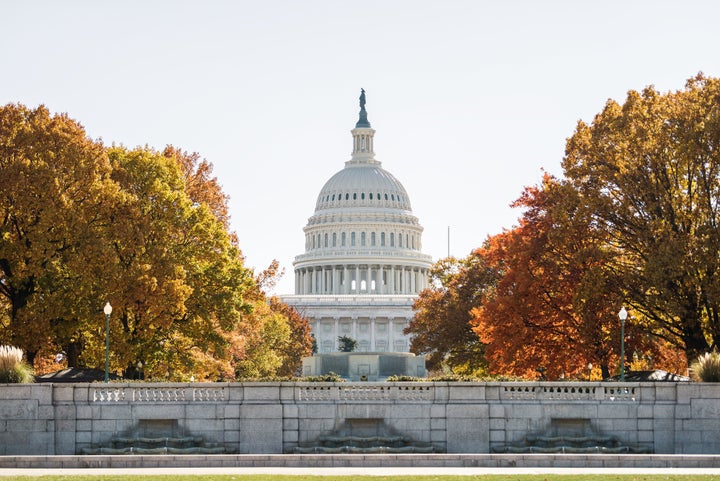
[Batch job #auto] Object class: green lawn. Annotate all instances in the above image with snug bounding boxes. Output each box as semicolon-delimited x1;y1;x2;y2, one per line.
2;475;720;481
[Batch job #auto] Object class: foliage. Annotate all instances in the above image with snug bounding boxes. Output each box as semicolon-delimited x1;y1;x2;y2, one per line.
0;104;115;362
405;254;493;374
0;103;311;381
0;345;34;383
232;262;313;379
470;176;628;380
690;351;720;382
562;74;720;361
410;75;719;379
268;296;313;376
299;372;345;382
337;335;358;352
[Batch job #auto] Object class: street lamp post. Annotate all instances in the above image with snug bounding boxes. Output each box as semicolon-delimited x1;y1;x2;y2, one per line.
618;307;628;382
103;302;112;383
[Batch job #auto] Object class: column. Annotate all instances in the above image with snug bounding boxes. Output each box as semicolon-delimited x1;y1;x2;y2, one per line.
332;266;338;294
388;318;394;352
370;317;376;351
343;265;349;294
390;266;395;294
333;317;339;352
367;265;373;293
378;266;384;294
355;265;360;294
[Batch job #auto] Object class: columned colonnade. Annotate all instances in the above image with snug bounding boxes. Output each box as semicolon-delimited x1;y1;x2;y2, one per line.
295;264;429;295
312;316;412;353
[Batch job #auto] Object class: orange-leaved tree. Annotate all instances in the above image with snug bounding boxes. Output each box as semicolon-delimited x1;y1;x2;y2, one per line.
471;176;625;379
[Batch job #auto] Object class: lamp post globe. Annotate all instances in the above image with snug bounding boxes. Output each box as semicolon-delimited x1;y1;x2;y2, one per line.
618;307;628;382
103;302;112;383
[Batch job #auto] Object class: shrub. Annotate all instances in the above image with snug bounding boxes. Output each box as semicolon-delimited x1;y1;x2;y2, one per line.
0;346;34;383
690;351;720;382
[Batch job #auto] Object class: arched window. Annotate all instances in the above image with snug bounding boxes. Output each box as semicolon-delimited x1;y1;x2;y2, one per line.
333;232;337;247
390;233;395;247
351;232;356;246
369;193;373;200
345;193;349;200
406;234;409;248
332;194;335;201
381;232;386;246
342;232;346;247
324;233;328;247
353;193;357;200
399;234;403;248
361;232;366;246
361;193;365;200
385;193;388;200
371;232;376;246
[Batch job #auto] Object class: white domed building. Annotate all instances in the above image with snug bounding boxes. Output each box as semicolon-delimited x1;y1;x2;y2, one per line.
281;90;433;356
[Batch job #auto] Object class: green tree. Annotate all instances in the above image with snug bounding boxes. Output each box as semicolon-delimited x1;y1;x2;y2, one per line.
337;335;357;352
406;254;493;374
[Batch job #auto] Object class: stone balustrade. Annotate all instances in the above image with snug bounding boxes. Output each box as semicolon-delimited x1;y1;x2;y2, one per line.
1;381;718;456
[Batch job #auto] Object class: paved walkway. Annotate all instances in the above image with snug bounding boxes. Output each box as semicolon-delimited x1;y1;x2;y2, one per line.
2;466;720;476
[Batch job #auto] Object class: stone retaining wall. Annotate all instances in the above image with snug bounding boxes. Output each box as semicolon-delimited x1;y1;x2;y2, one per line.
1;382;719;455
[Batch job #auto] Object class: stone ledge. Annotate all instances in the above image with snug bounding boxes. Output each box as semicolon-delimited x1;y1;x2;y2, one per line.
1;454;720;469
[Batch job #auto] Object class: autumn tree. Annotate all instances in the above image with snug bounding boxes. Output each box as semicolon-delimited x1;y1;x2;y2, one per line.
231;262;313;378
268;296;313;376
563;74;720;361
406;254;494;374
0;104;117;363
471;176;630;379
86;145;256;380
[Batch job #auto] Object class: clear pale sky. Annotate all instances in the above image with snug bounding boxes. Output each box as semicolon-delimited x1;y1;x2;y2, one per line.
2;1;719;295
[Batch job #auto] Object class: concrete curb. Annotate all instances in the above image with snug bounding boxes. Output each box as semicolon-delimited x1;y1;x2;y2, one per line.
2;453;720;469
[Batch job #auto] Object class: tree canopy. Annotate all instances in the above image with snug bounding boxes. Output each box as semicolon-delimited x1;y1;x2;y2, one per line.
0;103;311;380
410;75;720;378
562;74;720;361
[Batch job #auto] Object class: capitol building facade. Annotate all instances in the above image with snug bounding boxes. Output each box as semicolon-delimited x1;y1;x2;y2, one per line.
281;91;433;354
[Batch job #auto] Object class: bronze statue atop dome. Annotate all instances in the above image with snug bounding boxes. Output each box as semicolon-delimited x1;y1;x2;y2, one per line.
356;88;371;128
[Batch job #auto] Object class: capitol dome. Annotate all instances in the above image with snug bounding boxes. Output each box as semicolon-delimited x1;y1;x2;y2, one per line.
283;90;432;355
314;163;412;212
